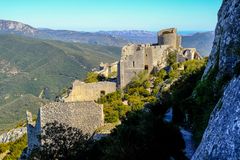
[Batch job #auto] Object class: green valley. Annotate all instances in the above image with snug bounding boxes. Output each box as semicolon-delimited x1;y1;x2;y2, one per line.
0;34;120;131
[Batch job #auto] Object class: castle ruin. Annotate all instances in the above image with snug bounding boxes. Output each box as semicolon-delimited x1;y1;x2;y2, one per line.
25;27;202;158
117;28;201;88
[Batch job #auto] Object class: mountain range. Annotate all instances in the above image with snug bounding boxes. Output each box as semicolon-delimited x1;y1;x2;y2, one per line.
0;20;214;56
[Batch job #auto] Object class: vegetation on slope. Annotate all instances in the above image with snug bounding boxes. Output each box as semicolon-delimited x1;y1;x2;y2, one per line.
0;95;47;132
27;58;209;160
0;134;27;160
0;34;120;131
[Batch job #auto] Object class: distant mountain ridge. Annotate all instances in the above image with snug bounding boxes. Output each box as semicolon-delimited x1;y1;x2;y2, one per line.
0;20;127;47
182;31;214;56
0;20;38;35
99;30;157;44
0;19;214;56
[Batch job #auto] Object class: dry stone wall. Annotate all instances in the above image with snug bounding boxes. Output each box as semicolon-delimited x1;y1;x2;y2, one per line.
65;81;116;102
26;102;104;156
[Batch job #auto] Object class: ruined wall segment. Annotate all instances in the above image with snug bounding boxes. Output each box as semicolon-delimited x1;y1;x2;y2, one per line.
177;48;202;63
26;102;104;156
97;61;118;78
40;102;104;134
26;111;41;155
65;81;116;102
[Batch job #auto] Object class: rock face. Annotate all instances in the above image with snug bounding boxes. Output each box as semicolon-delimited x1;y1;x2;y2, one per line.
0;20;37;35
192;76;240;159
192;0;240;159
203;0;240;78
0;127;26;143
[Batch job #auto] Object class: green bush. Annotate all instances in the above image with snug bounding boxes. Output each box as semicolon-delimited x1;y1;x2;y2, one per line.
84;72;100;83
90;110;186;160
167;51;177;66
103;106;119;123
0;143;9;154
127;96;144;111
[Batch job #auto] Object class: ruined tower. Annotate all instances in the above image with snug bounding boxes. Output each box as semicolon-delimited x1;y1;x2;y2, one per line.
158;28;181;49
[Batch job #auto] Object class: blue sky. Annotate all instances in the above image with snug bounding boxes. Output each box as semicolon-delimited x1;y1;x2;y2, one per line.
0;0;222;31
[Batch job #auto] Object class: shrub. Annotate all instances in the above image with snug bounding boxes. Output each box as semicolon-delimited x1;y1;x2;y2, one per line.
29;121;91;160
103;106;119;123
3;134;27;160
93;110;186;160
167;51;177;66
84;72;100;83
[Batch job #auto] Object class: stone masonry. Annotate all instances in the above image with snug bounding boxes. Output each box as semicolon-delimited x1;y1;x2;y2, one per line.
158;28;181;48
26;102;104;155
64;80;116;102
96;61;118;78
118;28;201;88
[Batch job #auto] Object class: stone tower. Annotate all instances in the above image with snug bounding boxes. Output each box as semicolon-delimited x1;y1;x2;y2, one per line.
158;28;181;49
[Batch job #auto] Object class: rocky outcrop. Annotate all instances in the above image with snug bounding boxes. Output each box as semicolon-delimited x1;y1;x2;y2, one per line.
192;0;240;159
203;0;240;79
0;127;26;143
0;20;37;35
192;76;240;159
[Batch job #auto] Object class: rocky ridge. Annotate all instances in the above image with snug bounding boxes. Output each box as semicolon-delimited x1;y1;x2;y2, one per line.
0;127;26;143
192;0;240;159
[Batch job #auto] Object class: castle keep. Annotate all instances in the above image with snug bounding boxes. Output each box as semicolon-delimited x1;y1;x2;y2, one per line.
118;28;201;88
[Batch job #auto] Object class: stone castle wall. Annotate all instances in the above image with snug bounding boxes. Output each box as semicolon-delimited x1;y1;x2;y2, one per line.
65;81;116;102
97;61;118;78
118;44;169;88
177;48;202;63
26;102;104;154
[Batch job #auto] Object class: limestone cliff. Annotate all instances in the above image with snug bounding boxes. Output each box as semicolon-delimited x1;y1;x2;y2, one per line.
192;0;240;159
203;0;240;78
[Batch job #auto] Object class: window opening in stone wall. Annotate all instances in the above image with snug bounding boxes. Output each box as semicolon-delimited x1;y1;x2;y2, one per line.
133;61;135;67
145;65;149;70
100;90;106;97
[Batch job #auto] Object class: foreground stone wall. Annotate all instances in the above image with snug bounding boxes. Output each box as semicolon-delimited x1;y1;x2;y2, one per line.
65;81;116;102
27;102;104;155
